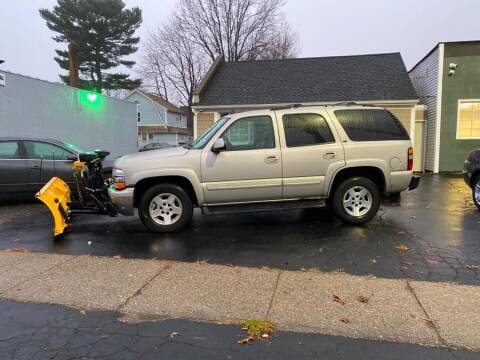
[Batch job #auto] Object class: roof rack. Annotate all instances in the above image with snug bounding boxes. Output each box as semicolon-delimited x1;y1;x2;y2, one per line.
269;104;303;110
270;102;368;111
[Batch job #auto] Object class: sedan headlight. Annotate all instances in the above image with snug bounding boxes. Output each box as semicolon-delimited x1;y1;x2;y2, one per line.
112;168;126;190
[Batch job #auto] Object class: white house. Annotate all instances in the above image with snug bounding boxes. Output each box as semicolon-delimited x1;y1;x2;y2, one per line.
125;90;191;147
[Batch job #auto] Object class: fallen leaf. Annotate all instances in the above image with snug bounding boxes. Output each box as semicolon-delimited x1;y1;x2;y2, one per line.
2;247;30;253
196;260;208;265
79;310;87;315
238;336;254;345
333;294;346;305
340;317;351;324
465;264;480;270
396;244;411;251
300;267;307;272
357;295;369;304
113;255;122;259
223;262;235;267
398;230;406;235
170;331;179;338
334;268;345;273
261;266;272;271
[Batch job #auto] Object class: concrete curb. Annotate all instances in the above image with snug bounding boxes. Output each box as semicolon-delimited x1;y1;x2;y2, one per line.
0;251;478;351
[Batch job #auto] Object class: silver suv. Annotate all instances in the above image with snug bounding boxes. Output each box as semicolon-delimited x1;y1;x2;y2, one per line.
109;105;420;232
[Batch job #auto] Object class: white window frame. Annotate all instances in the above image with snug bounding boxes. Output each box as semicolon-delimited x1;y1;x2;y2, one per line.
456;99;480;140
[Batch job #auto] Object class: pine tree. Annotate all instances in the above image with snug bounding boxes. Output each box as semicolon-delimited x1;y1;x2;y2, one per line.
40;0;142;92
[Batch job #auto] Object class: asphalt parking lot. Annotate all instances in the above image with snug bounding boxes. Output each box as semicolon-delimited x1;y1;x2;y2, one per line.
1;174;479;285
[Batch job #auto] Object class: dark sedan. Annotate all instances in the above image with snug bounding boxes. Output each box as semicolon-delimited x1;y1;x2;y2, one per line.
464;148;480;209
0;137;112;201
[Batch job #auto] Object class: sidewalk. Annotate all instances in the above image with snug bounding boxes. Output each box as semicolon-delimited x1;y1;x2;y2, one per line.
0;251;478;351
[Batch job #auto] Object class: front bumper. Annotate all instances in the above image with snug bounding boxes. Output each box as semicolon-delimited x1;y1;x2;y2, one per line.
408;175;421;191
108;186;135;216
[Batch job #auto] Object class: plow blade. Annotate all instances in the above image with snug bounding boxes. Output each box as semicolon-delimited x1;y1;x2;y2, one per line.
36;177;72;238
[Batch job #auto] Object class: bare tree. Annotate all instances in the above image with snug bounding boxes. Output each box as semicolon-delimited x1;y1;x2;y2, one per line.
139;0;297;106
139;20;208;106
174;0;297;62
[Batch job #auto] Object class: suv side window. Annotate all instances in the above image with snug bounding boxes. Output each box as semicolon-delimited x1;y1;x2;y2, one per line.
221;116;275;151
0;141;20;159
24;141;73;160
282;113;335;147
335;109;410;141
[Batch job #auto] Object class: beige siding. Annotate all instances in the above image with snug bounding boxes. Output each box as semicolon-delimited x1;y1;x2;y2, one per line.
385;107;412;133
197;112;215;137
409;47;440;172
415;108;426;121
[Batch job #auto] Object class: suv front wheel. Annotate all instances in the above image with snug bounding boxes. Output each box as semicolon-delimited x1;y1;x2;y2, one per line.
139;184;193;233
332;177;380;224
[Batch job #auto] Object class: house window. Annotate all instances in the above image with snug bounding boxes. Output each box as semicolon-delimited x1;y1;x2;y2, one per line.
457;101;480;139
136;103;141;123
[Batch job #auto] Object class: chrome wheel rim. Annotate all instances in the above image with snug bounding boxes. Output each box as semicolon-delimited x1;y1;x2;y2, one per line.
343;186;372;217
475;183;480;204
149;193;183;225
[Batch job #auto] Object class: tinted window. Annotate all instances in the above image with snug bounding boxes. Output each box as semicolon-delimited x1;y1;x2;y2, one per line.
335;109;410;141
221;116;275;151
24;141;72;160
0;141;20;159
283;113;335;147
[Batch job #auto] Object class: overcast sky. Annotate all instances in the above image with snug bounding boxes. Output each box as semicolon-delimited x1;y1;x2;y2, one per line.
1;0;479;82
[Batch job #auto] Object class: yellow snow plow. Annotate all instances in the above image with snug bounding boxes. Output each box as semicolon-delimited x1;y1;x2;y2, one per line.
36;150;117;239
36;177;72;237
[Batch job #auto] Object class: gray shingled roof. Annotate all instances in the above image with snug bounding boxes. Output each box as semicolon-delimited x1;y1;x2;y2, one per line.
195;53;418;106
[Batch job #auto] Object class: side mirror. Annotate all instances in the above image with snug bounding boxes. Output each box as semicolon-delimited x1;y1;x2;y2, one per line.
211;138;226;153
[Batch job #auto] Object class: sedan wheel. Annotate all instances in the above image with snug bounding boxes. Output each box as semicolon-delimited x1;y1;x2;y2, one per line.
473;177;480;210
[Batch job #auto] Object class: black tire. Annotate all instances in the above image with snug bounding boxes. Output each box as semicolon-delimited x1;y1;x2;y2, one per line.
473;176;480;210
332;177;381;224
138;184;193;233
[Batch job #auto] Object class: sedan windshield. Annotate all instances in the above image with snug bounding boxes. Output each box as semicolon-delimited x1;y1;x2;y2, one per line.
189;117;229;150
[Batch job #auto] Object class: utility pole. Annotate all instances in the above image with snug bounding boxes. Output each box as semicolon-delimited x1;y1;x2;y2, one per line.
68;41;79;88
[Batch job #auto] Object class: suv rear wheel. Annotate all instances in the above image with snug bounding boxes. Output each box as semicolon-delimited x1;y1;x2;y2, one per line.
139;184;193;233
332;177;380;224
473;176;480;210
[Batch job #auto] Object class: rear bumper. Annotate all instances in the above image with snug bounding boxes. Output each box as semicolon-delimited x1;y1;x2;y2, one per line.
108;186;135;216
408;175;421;191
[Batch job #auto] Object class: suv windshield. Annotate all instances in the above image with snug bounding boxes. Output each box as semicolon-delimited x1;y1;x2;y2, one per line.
189;117;229;149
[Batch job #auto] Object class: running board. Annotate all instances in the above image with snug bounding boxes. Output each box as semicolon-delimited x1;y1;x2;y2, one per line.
202;199;326;215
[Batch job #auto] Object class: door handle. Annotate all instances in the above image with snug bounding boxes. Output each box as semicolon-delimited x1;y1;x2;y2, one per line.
323;152;337;160
30;165;41;170
264;155;280;164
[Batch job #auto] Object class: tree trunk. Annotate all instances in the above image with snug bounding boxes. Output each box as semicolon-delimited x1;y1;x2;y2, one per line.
68;42;79;88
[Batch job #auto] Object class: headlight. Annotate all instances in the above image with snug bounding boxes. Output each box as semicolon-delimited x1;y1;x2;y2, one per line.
112;168;126;190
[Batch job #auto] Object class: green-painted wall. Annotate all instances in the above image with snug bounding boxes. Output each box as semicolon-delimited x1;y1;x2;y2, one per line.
439;43;480;172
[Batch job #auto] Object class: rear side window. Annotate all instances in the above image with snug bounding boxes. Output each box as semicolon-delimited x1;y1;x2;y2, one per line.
0;141;20;159
282;113;335;147
335;109;410;141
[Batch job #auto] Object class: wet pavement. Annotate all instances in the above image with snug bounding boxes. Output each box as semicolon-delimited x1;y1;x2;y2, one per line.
0;175;479;285
1;299;477;360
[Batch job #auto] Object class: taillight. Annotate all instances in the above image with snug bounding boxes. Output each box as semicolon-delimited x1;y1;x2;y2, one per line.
407;147;413;171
